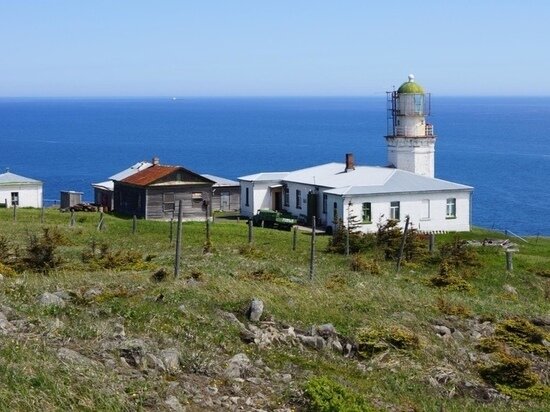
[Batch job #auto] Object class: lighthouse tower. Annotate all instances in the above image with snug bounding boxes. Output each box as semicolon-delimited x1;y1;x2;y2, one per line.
385;75;436;177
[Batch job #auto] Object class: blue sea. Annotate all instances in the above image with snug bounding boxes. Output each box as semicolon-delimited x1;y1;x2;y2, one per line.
1;97;549;236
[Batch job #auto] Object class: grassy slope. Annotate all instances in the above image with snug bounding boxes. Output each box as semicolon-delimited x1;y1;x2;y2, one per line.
0;209;549;411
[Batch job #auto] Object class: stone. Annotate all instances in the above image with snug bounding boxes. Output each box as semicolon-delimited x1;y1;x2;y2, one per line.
206;385;218;395
452;330;465;341
164;395;186;412
0;312;15;334
224;353;251;379
503;284;518;295
83;287;102;300
280;373;292;383
297;334;326;350
316;323;337;339
160;348;181;373
53;290;73;301
145;353;165;372
57;347;100;368
118;339;147;368
218;310;246;329
0;274;4;281
330;338;343;353
113;323;126;339
177;304;186;313
532;316;550;326
247;298;264;322
38;292;66;308
433;325;452;337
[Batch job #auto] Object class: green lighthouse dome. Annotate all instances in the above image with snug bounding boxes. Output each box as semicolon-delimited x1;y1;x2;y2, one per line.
397;74;424;94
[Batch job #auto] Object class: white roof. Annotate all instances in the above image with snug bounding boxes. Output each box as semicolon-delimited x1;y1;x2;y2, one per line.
109;161;153;181
242;162;472;197
238;171;290;182
200;174;239;187
0;171;42;185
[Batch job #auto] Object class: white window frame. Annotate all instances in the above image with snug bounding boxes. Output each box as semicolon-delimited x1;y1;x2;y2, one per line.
390;201;400;221
446;198;456;218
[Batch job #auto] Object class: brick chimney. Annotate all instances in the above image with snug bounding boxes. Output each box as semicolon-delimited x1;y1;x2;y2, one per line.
152;156;160;166
345;153;355;172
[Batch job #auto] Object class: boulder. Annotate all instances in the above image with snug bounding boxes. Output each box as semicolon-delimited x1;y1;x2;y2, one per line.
246;298;264;322
297;334;326;350
83;287;103;300
224;353;251;379
164;395;186;412
38;292;66;308
316;323;337;339
159;348;181;373
57;347;101;368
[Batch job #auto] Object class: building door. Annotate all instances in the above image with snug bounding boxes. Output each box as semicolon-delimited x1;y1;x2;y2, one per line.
307;192;318;226
11;192;19;206
273;191;282;211
220;191;230;211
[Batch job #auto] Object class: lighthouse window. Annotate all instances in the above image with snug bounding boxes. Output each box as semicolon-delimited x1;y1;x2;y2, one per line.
446;198;456;218
414;95;424;114
390;201;400;221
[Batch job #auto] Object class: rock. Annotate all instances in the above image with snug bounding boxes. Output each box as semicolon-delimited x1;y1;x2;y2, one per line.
246;298;264;322
83;287;102;300
297;334;326;350
280;373;292;383
206;385;218;395
53;290;73;301
224;353;251;379
246;377;263;385
240;328;256;343
177;304;186;313
503;284;518;295
160;348;181;373
57;347;100;368
113;323;126;339
38;292;66;308
316;323;337;339
542;339;550;348
433;325;452;337
145;353;165;372
452;330;465;341
0;274;4;281
532;316;550;327
164;395;185;412
217;310;246;329
0;312;15;334
118;339;146;368
330;338;343;353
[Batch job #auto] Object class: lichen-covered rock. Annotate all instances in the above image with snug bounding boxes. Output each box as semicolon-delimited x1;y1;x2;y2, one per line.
160;348;181;373
38;292;66;308
224;353;251;379
246;298;264;322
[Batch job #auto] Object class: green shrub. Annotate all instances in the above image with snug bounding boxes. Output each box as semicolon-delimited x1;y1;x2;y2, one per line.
479;352;538;389
439;236;479;268
355;325;419;358
22;228;65;274
327;219;375;255
429;261;472;291
494;317;550;357
350;255;381;275
304;376;374;412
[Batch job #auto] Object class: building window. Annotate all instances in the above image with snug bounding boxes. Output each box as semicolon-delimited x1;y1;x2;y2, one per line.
192;192;203;208
322;194;327;214
390;201;400;221
446;198;456;218
333;202;338;221
283;186;289;207
245;187;249;207
11;192;19;206
362;202;372;223
421;199;430;220
296;190;302;209
163;192;175;212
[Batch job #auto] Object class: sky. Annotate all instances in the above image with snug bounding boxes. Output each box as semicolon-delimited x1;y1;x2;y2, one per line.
0;1;549;97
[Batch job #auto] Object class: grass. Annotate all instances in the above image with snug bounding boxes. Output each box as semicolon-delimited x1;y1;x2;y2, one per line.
0;208;549;411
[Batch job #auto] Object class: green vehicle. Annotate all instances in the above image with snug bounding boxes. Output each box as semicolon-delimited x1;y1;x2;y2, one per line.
252;209;297;231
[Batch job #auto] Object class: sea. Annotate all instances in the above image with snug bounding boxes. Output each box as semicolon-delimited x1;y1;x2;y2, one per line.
1;97;549;236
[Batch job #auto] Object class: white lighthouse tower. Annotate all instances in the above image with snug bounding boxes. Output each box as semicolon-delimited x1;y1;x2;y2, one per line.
385;75;436;177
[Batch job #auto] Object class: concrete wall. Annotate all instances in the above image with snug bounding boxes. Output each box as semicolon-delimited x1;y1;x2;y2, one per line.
239;181;273;217
336;190;471;233
0;184;43;208
386;137;435;178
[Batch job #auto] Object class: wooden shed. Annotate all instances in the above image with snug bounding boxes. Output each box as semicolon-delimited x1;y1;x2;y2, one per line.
113;163;215;220
201;174;240;212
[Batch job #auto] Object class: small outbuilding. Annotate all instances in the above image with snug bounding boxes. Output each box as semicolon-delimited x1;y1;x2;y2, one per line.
113;160;215;220
201;174;240;212
0;169;43;208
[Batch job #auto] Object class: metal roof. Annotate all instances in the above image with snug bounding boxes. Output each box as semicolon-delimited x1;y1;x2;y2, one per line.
109;161;153;181
121;165;181;186
238;172;290;182
0;171;42;185
200;174;239;187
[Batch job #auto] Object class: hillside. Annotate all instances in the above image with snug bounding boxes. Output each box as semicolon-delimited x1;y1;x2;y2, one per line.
0;208;549;411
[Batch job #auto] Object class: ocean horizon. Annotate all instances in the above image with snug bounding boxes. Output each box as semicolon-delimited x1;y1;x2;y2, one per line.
1;96;549;236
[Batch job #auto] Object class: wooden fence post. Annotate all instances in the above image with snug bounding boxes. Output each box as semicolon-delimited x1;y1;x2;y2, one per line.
429;233;435;254
292;226;298;251
248;219;253;244
309;217;316;280
70;210;75;227
132;215;137;234
174;200;183;278
396;216;410;273
97;211;105;231
506;250;514;272
40;206;45;224
13;204;17;222
169;217;174;244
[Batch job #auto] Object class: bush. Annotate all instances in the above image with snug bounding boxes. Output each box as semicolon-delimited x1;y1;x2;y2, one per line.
494;317;550;357
350;255;381;275
355;325;419;358
436;297;472;317
376;219;427;262
22;228;65;274
439;236;479;268
479;352;538;389
81;241;148;270
304;376;373;412
429;261;472;291
327;219;375;254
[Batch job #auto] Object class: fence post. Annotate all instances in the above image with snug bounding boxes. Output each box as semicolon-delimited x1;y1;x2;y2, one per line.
345;224;350;256
13;204;17;222
396;216;410;273
40;206;45;224
292;226;298;251
174;200;183;278
70;210;75;227
429;233;435;254
506;250;514;272
248;219;253;244
97;211;105;231
132;215;137;234
309;217;316;280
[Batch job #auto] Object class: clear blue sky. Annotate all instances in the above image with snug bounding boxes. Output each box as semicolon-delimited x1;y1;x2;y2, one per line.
1;1;548;97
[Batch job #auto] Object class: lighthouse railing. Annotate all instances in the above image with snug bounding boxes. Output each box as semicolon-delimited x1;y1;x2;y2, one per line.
394;125;435;137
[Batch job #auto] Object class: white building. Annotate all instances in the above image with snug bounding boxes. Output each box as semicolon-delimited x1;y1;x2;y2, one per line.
239;76;473;233
0;170;43;208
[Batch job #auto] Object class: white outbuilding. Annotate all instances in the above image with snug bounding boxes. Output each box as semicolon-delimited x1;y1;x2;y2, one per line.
239;76;473;233
0;169;43;208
